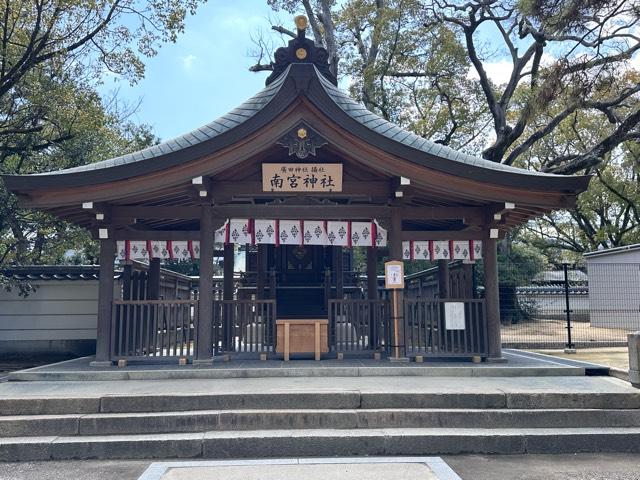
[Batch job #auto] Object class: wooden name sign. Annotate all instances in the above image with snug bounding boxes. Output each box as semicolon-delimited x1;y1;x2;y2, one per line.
262;163;343;192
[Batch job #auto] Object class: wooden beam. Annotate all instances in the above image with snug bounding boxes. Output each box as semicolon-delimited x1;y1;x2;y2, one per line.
210;180;391;198
113;230;201;241
401;206;484;223
111;205;483;222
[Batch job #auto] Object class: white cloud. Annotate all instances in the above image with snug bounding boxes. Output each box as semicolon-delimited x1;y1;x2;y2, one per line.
181;54;197;70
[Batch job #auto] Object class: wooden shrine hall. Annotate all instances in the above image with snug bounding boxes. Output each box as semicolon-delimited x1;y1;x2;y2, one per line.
2;17;590;366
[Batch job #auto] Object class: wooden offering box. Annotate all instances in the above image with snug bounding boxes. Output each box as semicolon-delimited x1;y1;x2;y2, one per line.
276;319;328;361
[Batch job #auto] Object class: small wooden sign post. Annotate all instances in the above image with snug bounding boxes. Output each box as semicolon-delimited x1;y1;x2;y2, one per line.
384;260;405;360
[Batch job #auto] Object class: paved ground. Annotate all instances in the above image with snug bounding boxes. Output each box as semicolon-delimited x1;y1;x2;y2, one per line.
446;453;640;480
7;349;605;382
534;347;629;370
2;454;640;480
0;373;635;399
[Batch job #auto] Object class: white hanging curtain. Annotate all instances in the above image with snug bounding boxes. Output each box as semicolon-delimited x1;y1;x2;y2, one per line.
214;221;228;245
326;221;350;246
254;219;277;244
278;220;303;245
374;221;387;247
303;220;327;245
228;219;251;245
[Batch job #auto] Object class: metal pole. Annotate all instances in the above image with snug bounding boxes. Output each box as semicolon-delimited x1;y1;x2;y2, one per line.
563;262;575;352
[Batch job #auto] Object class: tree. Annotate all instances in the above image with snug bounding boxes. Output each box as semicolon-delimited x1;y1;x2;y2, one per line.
420;0;640;174
257;0;640;257
257;0;489;151
0;0;204;287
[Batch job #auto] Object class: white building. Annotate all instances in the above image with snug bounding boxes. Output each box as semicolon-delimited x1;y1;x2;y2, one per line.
584;244;640;329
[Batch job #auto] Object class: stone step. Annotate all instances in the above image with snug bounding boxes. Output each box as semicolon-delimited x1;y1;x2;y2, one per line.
2;427;640;461
3;408;640;437
3;390;640;416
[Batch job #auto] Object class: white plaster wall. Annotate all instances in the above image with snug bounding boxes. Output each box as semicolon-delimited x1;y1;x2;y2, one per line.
587;262;640;329
0;280;99;342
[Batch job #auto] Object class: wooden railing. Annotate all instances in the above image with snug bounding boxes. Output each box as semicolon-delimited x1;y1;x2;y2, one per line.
213;299;276;354
111;299;196;359
328;299;390;353
404;298;487;357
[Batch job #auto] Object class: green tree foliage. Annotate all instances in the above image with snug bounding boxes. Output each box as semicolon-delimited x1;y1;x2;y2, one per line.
0;0;204;288
259;0;640;255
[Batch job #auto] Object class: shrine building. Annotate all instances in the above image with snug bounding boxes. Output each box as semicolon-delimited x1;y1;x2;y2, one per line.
2;17;590;366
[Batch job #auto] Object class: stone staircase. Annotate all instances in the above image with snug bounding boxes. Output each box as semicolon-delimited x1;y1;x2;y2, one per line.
2;384;640;461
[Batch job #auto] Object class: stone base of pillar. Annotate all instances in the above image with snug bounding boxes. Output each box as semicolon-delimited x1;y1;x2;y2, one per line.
388;356;410;363
485;357;508;363
193;358;213;366
89;360;113;367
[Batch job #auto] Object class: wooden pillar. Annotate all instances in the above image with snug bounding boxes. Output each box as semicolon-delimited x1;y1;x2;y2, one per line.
223;244;234;300
223;243;234;351
195;206;214;363
437;260;450;299
483;238;504;362
256;244;266;300
91;237;116;366
122;263;132;301
147;258;161;300
389;209;406;359
333;246;343;299
367;246;378;348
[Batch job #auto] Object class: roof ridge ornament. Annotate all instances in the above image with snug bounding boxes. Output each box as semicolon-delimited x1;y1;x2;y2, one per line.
265;15;337;87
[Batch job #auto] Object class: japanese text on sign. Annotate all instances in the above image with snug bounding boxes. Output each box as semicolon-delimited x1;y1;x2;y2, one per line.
262;163;343;192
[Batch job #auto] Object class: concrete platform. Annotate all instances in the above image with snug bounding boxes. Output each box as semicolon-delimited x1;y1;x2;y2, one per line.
138;457;461;480
6;349;609;382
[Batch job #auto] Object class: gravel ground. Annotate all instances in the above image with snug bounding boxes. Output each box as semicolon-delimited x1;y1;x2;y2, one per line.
531;347;630;370
501;319;631;347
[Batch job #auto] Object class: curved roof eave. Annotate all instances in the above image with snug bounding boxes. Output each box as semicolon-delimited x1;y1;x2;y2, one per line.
305;66;590;193
3;63;590;195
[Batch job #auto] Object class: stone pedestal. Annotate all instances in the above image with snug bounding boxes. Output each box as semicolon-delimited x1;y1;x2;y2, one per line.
629;332;640;388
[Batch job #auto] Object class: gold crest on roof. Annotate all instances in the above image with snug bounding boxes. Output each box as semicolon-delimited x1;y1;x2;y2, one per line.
295;15;308;30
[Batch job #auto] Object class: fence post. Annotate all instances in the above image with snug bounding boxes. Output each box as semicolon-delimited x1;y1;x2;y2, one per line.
563;262;576;353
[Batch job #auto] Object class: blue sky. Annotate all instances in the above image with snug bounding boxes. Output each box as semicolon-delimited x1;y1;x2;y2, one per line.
100;0;282;141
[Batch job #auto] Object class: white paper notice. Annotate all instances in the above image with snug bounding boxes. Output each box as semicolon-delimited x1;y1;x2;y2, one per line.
444;302;466;330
